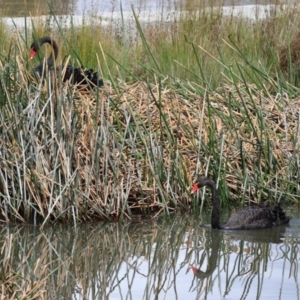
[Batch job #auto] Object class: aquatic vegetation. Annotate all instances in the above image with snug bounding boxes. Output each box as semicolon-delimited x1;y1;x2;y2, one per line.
0;4;299;224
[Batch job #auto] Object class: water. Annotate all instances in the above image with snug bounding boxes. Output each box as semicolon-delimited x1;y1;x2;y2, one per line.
0;0;297;17
1;1;299;298
1;0;296;36
0;0;297;33
1;209;299;299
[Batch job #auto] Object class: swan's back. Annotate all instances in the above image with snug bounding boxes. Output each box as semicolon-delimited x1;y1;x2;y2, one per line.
64;65;104;87
30;37;104;89
221;204;290;230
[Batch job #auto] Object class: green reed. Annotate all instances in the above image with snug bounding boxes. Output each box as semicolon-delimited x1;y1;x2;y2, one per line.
0;2;299;86
0;3;299;224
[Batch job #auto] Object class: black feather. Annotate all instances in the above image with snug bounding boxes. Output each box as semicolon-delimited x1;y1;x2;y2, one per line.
192;177;290;230
30;37;104;89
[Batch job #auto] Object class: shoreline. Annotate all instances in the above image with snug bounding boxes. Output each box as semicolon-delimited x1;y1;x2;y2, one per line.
2;4;294;33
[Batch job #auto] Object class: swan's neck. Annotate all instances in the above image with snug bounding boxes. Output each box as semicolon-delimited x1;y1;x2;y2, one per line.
207;181;221;229
35;38;58;68
46;40;58;68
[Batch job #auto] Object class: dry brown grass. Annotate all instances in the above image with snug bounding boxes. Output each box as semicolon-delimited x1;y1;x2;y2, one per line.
1;73;299;224
0;9;300;224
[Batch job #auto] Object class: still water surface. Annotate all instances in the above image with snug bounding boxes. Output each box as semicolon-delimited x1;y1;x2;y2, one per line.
1;209;299;299
0;0;297;17
0;2;299;298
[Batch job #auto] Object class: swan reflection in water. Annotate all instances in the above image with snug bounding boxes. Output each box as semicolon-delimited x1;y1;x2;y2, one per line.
189;224;296;299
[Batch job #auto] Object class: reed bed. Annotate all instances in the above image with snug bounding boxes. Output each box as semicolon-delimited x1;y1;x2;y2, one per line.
0;58;299;224
0;4;300;224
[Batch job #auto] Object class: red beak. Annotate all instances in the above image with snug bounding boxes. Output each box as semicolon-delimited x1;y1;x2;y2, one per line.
30;48;36;59
191;183;199;194
190;265;198;274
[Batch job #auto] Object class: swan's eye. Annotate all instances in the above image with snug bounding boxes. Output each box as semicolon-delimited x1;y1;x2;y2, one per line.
30;48;37;59
191;183;199;194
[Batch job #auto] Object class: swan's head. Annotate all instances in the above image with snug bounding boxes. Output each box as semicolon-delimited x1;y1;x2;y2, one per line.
191;178;204;194
191;177;213;194
30;47;37;59
29;37;57;61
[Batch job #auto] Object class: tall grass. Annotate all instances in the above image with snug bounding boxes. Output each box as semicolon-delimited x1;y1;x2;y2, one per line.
1;3;300;84
0;4;299;224
29;3;300;87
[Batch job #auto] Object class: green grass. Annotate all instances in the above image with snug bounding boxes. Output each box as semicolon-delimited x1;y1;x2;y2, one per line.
32;4;300;87
0;3;299;86
0;4;299;224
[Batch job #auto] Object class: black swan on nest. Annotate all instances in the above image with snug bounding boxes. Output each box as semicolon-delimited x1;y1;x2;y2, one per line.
30;36;103;88
191;177;290;230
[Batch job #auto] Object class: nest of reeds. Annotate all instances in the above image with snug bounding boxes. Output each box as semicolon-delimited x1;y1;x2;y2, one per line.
0;48;299;224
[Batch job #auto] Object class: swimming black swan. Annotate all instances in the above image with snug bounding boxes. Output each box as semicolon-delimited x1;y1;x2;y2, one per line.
30;36;103;88
191;177;290;230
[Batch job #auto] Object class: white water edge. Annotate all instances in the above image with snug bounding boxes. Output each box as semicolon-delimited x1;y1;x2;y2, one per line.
2;4;297;34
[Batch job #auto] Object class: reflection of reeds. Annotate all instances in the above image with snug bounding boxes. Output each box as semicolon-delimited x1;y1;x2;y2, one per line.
0;217;191;299
0;217;299;299
189;225;300;300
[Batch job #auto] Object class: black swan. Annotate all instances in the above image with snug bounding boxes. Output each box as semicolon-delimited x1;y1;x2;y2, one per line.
30;36;103;88
191;177;290;230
